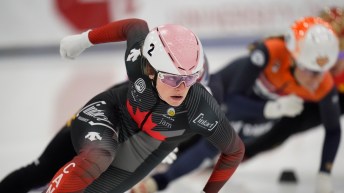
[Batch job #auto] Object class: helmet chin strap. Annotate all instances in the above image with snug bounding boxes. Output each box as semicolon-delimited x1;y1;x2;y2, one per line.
150;72;170;105
141;52;168;104
148;71;158;87
153;71;158;88
149;71;161;95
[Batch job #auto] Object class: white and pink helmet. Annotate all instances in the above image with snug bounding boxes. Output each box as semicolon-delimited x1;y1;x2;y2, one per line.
142;24;204;75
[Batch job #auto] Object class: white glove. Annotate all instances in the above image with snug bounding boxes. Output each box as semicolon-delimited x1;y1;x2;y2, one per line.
264;94;304;119
161;148;178;164
60;30;93;60
315;172;334;193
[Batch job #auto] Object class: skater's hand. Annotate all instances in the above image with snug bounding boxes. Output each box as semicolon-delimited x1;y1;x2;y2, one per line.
130;177;158;193
315;172;334;193
161;148;178;164
60;30;93;60
264;94;304;119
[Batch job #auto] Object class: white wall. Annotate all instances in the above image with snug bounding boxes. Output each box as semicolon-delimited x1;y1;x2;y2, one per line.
0;0;343;48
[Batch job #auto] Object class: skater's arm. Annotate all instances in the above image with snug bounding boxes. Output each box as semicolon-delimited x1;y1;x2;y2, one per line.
202;119;245;193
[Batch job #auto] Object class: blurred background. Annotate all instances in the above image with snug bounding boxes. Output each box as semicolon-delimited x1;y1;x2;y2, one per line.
0;0;344;192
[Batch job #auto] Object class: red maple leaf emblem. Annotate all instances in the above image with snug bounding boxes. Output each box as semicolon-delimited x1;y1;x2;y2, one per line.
126;100;166;141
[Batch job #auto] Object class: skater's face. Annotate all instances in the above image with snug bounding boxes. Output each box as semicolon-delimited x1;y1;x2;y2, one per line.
294;66;325;92
152;73;192;107
145;63;197;107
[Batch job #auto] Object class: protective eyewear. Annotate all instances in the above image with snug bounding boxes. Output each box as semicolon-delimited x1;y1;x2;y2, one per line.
158;71;200;88
299;67;324;76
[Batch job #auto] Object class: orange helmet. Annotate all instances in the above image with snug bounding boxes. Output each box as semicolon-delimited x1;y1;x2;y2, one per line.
285;16;339;72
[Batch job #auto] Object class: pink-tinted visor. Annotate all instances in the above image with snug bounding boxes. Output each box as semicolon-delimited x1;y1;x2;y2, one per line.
158;71;200;88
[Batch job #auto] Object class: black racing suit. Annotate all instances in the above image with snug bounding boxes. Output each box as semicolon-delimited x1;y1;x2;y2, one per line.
0;81;205;193
0;19;244;193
